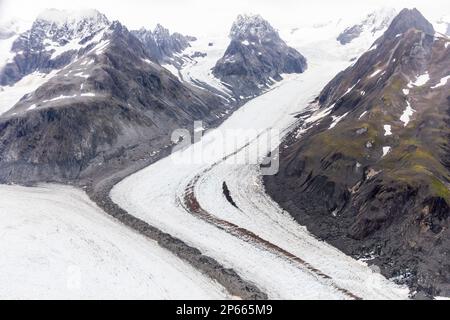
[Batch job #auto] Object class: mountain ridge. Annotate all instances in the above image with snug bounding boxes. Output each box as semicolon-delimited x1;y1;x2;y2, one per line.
265;8;450;297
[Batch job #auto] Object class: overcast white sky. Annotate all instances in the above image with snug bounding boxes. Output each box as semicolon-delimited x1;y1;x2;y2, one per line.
0;0;449;35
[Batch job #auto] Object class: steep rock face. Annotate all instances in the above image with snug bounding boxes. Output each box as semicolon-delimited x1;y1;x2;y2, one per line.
131;24;196;66
265;8;450;297
0;20;227;183
212;14;307;98
381;8;434;39
0;9;111;86
337;8;397;45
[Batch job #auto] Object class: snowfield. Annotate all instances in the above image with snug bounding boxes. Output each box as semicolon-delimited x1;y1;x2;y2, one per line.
178;34;234;98
0;184;227;299
112;36;410;299
0;70;59;116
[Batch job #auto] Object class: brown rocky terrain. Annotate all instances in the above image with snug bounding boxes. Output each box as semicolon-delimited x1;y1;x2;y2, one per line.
265;8;450;297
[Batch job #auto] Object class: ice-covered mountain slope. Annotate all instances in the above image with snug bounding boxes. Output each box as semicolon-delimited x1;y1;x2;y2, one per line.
0;9;111;86
265;8;450;297
0;184;227;299
280;10;396;66
0;19;30;70
337;8;397;45
174;34;235;100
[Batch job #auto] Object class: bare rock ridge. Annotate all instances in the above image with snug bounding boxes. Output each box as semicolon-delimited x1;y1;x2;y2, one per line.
212;14;307;98
131;24;196;66
265;8;450;297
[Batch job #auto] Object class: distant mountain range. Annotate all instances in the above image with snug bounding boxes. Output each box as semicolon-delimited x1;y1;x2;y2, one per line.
0;9;307;183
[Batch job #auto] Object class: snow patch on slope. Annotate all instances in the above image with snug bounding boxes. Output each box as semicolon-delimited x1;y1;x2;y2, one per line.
0;70;59;116
329;112;349;129
177;35;233;97
431;75;450;88
408;73;430;87
400;101;415;126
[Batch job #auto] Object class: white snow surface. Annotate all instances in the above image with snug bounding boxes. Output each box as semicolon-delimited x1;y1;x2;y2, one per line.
382;146;391;157
431;75;450;88
177;35;233;97
408;73;430;87
384;124;392;136
400;101;415;127
0;184;227;299
162;63;182;81
0;70;59;116
329;112;349;129
359;111;368;119
369;69;382;78
0;35;18;70
112;42;409;299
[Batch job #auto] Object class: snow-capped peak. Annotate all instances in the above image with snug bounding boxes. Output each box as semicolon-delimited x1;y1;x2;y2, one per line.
33;8;110;41
36;8;108;26
337;7;397;45
362;7;397;33
230;14;278;40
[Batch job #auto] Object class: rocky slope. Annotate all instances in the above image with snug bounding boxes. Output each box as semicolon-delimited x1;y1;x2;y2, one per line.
212;14;307;98
0;13;230;184
265;8;450;297
131;24;196;67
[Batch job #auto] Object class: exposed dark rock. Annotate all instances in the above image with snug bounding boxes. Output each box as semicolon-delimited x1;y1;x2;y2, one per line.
131;24;195;66
265;8;450;297
212;14;307;98
0;20;231;184
222;181;238;208
383;8;435;39
337;24;364;45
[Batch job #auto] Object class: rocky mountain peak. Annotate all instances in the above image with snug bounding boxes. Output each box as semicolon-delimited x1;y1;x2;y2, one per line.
23;8;110;51
153;23;170;38
230;14;278;41
213;14;306;98
384;8;435;39
131;24;194;63
0;9;112;86
34;9;110;40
